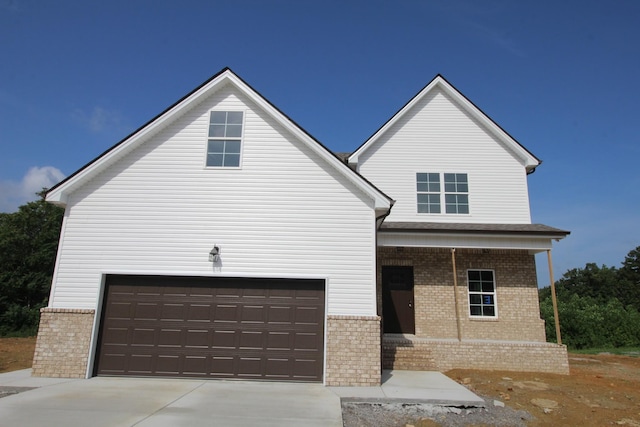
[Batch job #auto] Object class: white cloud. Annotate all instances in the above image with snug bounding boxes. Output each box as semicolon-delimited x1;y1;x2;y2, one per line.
0;166;65;212
71;106;124;133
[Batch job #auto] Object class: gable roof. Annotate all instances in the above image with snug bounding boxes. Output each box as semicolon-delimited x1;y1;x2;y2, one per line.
47;67;393;210
348;74;541;173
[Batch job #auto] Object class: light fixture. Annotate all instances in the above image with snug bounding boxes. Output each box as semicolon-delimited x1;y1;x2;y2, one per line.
209;245;220;262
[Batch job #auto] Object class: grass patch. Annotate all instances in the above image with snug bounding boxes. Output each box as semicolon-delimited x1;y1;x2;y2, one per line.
570;347;640;357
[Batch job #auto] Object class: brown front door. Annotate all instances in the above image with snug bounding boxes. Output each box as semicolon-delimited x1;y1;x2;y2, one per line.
382;266;415;334
94;275;325;382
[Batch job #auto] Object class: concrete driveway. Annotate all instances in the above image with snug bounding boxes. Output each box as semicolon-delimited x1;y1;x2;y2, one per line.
0;372;342;427
0;369;482;426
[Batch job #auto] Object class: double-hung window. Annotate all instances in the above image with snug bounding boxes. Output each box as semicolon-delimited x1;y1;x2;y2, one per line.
416;173;441;213
207;111;243;167
444;173;469;214
416;172;469;214
468;270;497;317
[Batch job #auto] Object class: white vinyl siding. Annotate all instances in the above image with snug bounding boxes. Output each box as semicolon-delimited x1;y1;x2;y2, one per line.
357;88;532;224
50;85;377;316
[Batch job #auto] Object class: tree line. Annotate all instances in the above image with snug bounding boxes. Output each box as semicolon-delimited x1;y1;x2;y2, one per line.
0;192;63;336
539;247;640;349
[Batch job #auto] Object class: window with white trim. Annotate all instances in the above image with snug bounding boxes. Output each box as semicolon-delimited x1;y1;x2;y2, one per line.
467;270;497;317
206;111;243;167
416;172;469;214
416;173;441;213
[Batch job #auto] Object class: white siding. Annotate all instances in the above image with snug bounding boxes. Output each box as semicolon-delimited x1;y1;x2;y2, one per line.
51;84;377;316
357;88;532;224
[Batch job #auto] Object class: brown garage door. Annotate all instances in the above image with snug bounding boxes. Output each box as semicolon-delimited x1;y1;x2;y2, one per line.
95;275;325;382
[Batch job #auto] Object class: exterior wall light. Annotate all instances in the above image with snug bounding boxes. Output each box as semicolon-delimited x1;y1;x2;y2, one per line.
209;246;220;262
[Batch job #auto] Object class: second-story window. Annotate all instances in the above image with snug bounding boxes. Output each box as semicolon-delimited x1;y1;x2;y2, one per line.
444;173;469;214
206;111;243;167
416;172;469;214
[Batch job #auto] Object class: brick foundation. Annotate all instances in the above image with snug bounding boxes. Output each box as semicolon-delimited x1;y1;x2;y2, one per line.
325;315;381;386
384;336;569;374
31;308;95;378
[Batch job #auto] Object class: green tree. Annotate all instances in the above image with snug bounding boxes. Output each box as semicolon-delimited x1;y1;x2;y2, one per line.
553;263;619;302
618;246;640;310
0;191;64;336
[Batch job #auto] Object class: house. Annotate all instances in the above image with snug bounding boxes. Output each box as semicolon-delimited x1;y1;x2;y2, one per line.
32;68;569;386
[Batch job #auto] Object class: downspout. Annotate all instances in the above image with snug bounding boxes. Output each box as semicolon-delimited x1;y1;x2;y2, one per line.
375;203;394;373
547;249;562;345
450;248;462;342
375;201;395;230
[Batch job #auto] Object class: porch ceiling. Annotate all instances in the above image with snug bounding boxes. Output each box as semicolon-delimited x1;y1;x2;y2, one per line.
377;222;569;253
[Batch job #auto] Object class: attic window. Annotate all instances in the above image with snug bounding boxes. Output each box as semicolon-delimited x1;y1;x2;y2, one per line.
206;111;243;167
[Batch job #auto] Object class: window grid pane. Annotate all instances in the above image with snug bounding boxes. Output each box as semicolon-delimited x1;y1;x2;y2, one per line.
207;111;243;168
444;173;468;214
468;270;496;317
416;173;441;213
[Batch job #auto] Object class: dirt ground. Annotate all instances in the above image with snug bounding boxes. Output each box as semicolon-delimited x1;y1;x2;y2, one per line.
0;337;36;373
1;338;639;425
447;353;640;426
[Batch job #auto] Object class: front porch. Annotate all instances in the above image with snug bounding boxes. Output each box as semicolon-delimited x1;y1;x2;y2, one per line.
376;223;570;375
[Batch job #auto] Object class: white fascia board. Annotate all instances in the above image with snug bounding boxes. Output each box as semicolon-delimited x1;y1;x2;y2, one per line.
349;76;540;169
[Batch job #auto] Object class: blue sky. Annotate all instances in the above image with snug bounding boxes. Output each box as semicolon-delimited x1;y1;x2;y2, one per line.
1;0;638;283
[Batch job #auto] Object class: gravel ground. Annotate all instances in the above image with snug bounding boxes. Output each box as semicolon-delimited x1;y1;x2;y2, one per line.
0;387;35;399
342;395;534;427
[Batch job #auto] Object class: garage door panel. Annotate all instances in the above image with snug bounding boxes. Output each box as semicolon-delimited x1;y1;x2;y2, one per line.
108;301;134;319
240;305;265;323
214;304;239;322
160;304;186;321
131;328;155;346
267;306;292;324
293;332;322;351
158;329;181;346
183;355;207;375
134;303;160;320
185;329;209;348
96;275;325;382
156;355;180;374
295;306;322;324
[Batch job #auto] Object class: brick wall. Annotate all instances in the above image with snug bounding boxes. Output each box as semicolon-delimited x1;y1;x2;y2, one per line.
325;315;381;386
383;336;569;374
31;308;95;378
378;247;547;342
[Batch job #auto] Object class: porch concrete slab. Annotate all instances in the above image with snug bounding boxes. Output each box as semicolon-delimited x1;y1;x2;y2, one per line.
330;370;484;406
